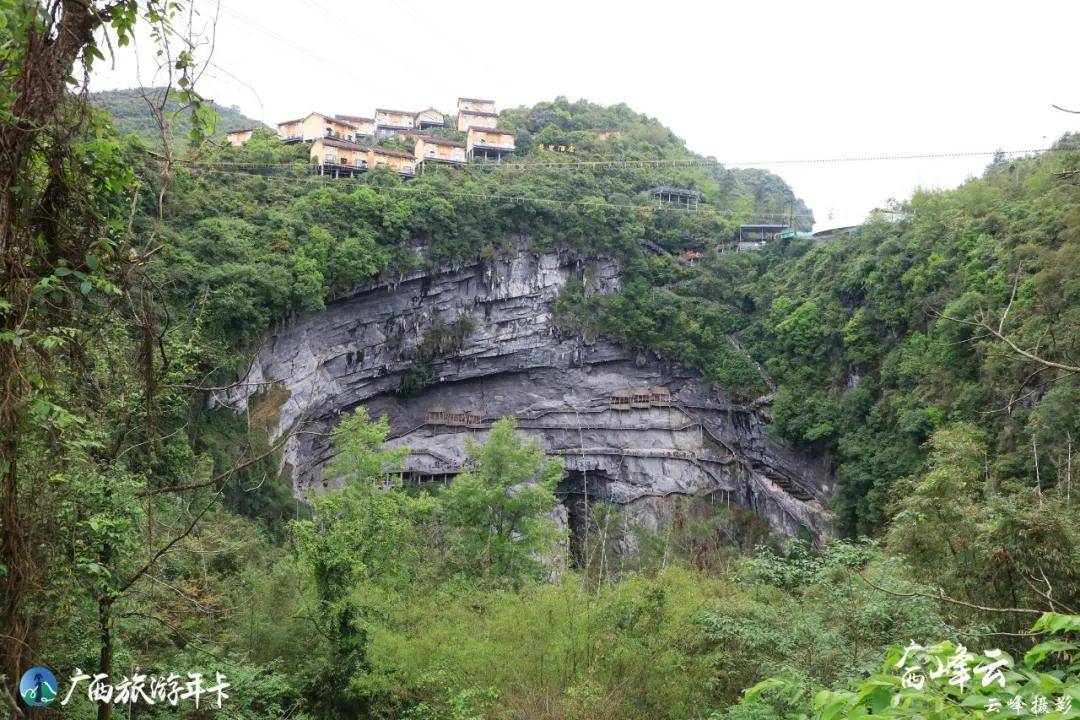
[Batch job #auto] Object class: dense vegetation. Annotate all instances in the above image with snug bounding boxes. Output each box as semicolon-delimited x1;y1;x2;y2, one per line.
91;87;266;146
558;135;1080;536
2;4;1078;718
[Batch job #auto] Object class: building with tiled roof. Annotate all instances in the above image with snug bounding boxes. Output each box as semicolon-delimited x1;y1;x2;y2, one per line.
466;126;515;160
457;97;496;114
277;112;358;143
415;136;467;166
457;108;498;132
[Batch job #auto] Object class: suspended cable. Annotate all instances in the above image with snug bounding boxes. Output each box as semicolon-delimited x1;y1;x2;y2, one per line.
169;146;1065;174
171;165;818;220
214;3;373;88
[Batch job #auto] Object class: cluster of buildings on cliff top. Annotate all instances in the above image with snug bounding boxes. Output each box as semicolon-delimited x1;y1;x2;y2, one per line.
225;97;516;177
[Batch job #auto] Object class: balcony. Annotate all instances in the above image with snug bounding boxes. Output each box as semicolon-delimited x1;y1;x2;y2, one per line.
316;156;368;177
469;144;515;161
425;152;467;165
322;156;367;169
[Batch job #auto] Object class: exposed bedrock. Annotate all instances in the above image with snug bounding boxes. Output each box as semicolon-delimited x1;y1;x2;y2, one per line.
220;249;834;544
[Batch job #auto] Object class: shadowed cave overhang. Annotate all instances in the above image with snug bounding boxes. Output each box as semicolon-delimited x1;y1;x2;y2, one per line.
218;249;834;543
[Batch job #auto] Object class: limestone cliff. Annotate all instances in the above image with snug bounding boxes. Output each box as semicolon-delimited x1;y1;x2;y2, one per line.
220;249;833;545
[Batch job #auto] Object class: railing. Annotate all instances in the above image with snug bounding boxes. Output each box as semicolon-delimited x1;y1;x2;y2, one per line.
320;157;368;170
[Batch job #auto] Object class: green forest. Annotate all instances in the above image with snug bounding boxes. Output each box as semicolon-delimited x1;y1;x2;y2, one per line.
1;2;1078;719
90;88;266;147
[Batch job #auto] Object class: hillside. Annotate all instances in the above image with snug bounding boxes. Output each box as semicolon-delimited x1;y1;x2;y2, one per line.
558;133;1080;538
152;98;812;349
6;45;1080;719
149;101;1080;544
152;107;1080;715
91;86;266;146
500;99;813;225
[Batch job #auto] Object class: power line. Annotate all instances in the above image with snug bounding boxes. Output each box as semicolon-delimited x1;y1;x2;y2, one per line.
295;0;392;54
167;165;818;220
171;146;1064;173
214;3;373;89
203;61;266;124
381;147;1065;171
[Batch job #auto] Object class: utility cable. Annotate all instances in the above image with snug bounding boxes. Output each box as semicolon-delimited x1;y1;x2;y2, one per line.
169;165;819;220
168;146;1065;173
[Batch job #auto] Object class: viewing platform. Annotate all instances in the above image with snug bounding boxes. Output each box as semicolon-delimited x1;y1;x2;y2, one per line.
649;186;701;209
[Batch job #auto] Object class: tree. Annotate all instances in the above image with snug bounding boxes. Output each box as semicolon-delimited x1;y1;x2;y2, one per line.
442;418;564;587
812;613;1080;719
886;424;1080;633
886;423;987;586
0;3;214;715
290;408;433;717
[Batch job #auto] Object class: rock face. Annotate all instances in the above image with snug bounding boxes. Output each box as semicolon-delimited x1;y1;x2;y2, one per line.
220;249;833;546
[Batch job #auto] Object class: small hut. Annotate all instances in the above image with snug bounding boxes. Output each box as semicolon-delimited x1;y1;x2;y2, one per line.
425;405;447;425
650;387;672;407
609;389;633;410
464;410;482;426
631;388;652;409
649;186;701;209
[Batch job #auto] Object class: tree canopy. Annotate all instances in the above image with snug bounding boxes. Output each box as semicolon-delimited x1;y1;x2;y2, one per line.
2;8;1078;714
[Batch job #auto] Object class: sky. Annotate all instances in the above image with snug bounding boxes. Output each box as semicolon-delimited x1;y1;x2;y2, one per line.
90;0;1080;229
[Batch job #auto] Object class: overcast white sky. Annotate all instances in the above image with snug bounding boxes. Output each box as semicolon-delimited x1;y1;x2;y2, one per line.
91;0;1080;229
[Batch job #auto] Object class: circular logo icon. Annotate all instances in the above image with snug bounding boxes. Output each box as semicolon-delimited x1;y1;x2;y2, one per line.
20;666;58;707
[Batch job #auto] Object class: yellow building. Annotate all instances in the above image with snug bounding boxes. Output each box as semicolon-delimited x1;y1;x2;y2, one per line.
414;136;467;166
457;109;498;132
415;108;445;129
277;112;358;143
466;127;516;160
225;128;253;147
457;97;496;114
308;139;417;178
374;108;415;137
310;137;369;175
334;114;376;138
368;146;417;176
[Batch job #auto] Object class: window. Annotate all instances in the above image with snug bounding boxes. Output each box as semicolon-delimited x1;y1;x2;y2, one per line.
324;154;335;163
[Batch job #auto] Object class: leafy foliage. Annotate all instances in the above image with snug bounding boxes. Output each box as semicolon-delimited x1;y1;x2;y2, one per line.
91;87;265;147
730;613;1080;719
9;29;1080;716
442;418;564;587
